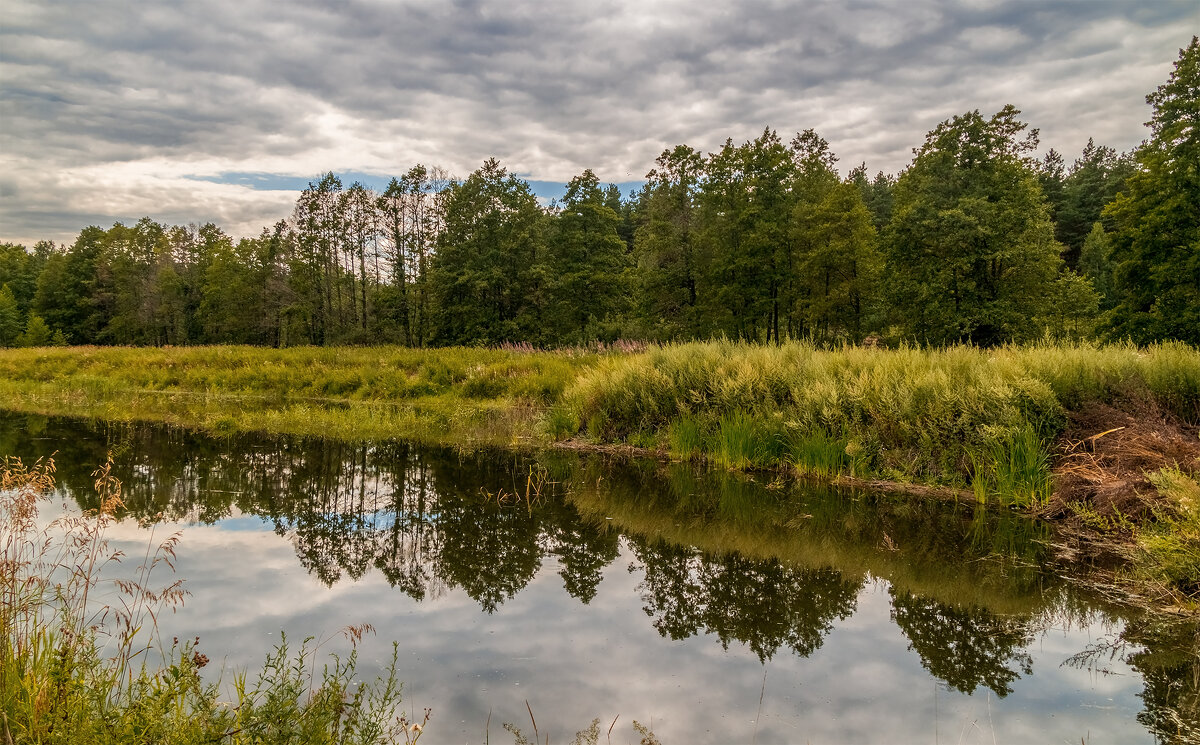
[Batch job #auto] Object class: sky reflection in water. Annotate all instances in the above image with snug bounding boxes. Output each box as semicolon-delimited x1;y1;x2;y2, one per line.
2;412;1194;744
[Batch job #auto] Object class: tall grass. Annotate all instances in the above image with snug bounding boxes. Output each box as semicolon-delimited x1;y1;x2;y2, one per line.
666;416;704;461
713;412;758;469
566;340;1200;503
1137;467;1200;603
0;456;427;744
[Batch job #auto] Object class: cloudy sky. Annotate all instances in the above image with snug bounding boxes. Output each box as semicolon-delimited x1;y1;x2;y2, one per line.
1;0;1195;245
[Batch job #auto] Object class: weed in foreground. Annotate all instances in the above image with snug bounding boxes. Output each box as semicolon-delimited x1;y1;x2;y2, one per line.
714;412;759;470
986;426;1054;507
501;704;660;745
0;455;426;745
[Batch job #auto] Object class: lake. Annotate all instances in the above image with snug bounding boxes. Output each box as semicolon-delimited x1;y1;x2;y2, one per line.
2;411;1195;743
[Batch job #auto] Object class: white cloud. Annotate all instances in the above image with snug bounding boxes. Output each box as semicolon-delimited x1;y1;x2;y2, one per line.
0;0;1195;244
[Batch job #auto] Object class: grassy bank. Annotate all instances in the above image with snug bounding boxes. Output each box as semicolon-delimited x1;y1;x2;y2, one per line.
561;340;1200;606
1;340;1198;606
566;341;1197;496
0;345;593;446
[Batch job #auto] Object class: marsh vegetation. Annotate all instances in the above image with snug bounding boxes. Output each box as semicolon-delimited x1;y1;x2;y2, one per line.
2;339;1198;607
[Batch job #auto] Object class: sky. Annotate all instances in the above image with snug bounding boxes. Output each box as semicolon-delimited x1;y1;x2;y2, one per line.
1;0;1196;246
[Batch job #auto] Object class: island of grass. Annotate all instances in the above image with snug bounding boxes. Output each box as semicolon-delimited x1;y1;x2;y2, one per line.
1;340;1197;610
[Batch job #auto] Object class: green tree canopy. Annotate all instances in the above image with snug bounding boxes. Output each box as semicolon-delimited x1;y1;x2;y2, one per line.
789;131;881;342
17;313;53;347
885;105;1064;345
545;169;630;343
633;145;705;339
0;284;23;347
430;159;547;345
1105;36;1200;344
695;128;798;342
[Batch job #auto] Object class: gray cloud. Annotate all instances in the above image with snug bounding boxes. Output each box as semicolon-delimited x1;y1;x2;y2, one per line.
1;0;1195;244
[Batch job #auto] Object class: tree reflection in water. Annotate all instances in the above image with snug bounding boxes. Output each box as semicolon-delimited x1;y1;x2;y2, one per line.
3;411;1198;739
889;590;1033;697
629;538;861;661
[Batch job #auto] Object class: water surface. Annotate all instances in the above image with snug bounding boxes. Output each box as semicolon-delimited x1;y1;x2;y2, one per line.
2;412;1196;743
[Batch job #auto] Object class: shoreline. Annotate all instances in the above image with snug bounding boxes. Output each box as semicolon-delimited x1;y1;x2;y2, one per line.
0;399;1189;618
1;341;1197;616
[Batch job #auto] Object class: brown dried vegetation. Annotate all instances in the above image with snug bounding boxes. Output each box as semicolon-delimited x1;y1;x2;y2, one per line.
1051;400;1200;524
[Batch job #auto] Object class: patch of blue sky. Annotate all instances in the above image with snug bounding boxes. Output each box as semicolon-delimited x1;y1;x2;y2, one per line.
212;515;274;532
188;172;645;204
186;171;394;192
524;180;646;205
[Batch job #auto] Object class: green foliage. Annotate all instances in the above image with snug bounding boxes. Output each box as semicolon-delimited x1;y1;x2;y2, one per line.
1049;139;1135;266
544;404;579;441
848;164;895;231
667;416;704;460
0;243;45;316
16;313;53;348
791;155;882;342
1106;37;1200;345
0;345;597;447
545;170;631;343
633;145;704;339
0;284;22;347
567;340;1200;488
431;159;548;345
1039;270;1101;342
1079;222;1116;309
885;106;1066;345
695;128;798;342
785;428;852;478
982;425;1052;507
1136;467;1200;601
713;412;761;469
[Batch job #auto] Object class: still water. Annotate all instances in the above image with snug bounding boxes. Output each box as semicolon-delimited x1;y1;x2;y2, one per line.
2;412;1197;743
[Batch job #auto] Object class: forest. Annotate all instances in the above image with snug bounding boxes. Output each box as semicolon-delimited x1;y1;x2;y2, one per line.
1;38;1196;350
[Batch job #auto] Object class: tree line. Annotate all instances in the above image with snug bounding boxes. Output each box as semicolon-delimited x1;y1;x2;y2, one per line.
2;38;1195;349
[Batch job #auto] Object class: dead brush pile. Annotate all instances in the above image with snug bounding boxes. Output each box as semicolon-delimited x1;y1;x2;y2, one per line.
1050;399;1200;604
1051;400;1200;522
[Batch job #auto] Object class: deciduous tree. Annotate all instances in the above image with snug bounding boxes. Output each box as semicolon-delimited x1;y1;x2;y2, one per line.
885;106;1064;345
1105;36;1200;344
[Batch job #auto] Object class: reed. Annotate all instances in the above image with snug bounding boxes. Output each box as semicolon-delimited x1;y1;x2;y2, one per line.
666;415;704;461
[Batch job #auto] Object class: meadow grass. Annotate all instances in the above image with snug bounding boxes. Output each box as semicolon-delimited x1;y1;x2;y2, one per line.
561;339;1200;604
0;345;596;448
2;340;1196;499
1137;467;1200;603
566;339;1200;506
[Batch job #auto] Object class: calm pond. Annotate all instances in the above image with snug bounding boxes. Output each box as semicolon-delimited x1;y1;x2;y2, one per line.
2;411;1196;744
